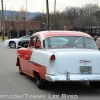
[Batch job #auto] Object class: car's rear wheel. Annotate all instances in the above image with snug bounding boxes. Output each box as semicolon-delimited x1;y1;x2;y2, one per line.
35;73;47;89
9;41;16;48
89;81;100;88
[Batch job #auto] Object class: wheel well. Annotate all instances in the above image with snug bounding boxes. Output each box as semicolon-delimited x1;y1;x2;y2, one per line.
24;43;28;47
9;41;15;46
33;71;39;78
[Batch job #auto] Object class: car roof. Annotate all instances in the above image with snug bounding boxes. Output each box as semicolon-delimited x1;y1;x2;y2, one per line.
31;30;92;41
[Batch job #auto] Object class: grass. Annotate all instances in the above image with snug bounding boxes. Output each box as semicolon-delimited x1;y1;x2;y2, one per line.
0;36;8;39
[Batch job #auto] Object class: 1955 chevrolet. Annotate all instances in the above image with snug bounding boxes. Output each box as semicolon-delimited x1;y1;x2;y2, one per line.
16;31;100;89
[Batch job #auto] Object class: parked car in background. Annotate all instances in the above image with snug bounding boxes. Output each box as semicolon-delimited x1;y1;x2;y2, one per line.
16;31;100;89
3;35;31;48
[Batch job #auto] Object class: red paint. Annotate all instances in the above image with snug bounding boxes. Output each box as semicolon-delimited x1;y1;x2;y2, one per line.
29;62;46;79
17;47;46;79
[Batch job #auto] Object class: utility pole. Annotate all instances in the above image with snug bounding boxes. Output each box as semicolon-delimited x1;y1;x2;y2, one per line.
54;0;56;15
12;6;13;21
5;4;6;20
53;0;56;30
46;0;50;30
26;0;27;20
1;0;5;41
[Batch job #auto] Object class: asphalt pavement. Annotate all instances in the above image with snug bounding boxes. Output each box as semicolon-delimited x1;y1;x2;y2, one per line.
0;42;100;100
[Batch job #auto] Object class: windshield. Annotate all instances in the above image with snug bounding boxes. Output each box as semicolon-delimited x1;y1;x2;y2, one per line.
20;35;30;39
43;36;98;50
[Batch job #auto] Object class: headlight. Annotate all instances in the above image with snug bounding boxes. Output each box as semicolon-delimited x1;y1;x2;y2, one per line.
19;42;22;44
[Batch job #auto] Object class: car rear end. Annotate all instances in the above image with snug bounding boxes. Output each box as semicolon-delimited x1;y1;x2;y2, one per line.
45;49;100;81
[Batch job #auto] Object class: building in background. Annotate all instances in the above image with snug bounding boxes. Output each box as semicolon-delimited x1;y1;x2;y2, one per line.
0;20;42;39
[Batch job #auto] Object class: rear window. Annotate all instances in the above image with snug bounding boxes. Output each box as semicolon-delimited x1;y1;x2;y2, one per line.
43;36;98;50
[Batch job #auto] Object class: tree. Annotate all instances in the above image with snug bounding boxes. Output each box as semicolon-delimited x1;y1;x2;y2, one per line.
63;4;100;29
31;13;46;22
31;12;46;30
63;7;79;27
49;11;70;30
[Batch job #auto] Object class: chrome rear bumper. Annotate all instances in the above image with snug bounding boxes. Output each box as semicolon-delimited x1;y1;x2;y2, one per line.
45;74;100;82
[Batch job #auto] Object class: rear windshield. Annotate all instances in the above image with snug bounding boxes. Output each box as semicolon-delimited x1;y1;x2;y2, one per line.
43;36;98;50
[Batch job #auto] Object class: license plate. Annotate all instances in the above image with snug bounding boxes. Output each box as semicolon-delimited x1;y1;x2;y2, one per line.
80;66;92;73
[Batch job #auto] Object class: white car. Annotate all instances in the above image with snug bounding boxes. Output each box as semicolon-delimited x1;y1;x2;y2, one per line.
3;35;31;48
16;31;100;89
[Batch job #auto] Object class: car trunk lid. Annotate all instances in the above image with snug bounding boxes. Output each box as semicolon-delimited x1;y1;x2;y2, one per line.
49;49;100;74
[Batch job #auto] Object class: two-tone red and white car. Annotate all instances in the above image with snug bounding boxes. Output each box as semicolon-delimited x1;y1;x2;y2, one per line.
16;31;100;89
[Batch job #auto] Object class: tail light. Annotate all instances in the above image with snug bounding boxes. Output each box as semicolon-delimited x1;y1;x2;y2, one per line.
50;54;55;62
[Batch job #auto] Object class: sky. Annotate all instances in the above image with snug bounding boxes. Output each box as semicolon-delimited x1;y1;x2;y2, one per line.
1;0;100;13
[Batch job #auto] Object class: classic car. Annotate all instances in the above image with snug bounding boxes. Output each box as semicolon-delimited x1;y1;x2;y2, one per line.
16;31;100;89
18;39;29;48
3;35;31;48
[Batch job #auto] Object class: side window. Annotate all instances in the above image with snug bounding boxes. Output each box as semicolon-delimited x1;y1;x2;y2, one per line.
29;36;36;47
35;37;41;49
